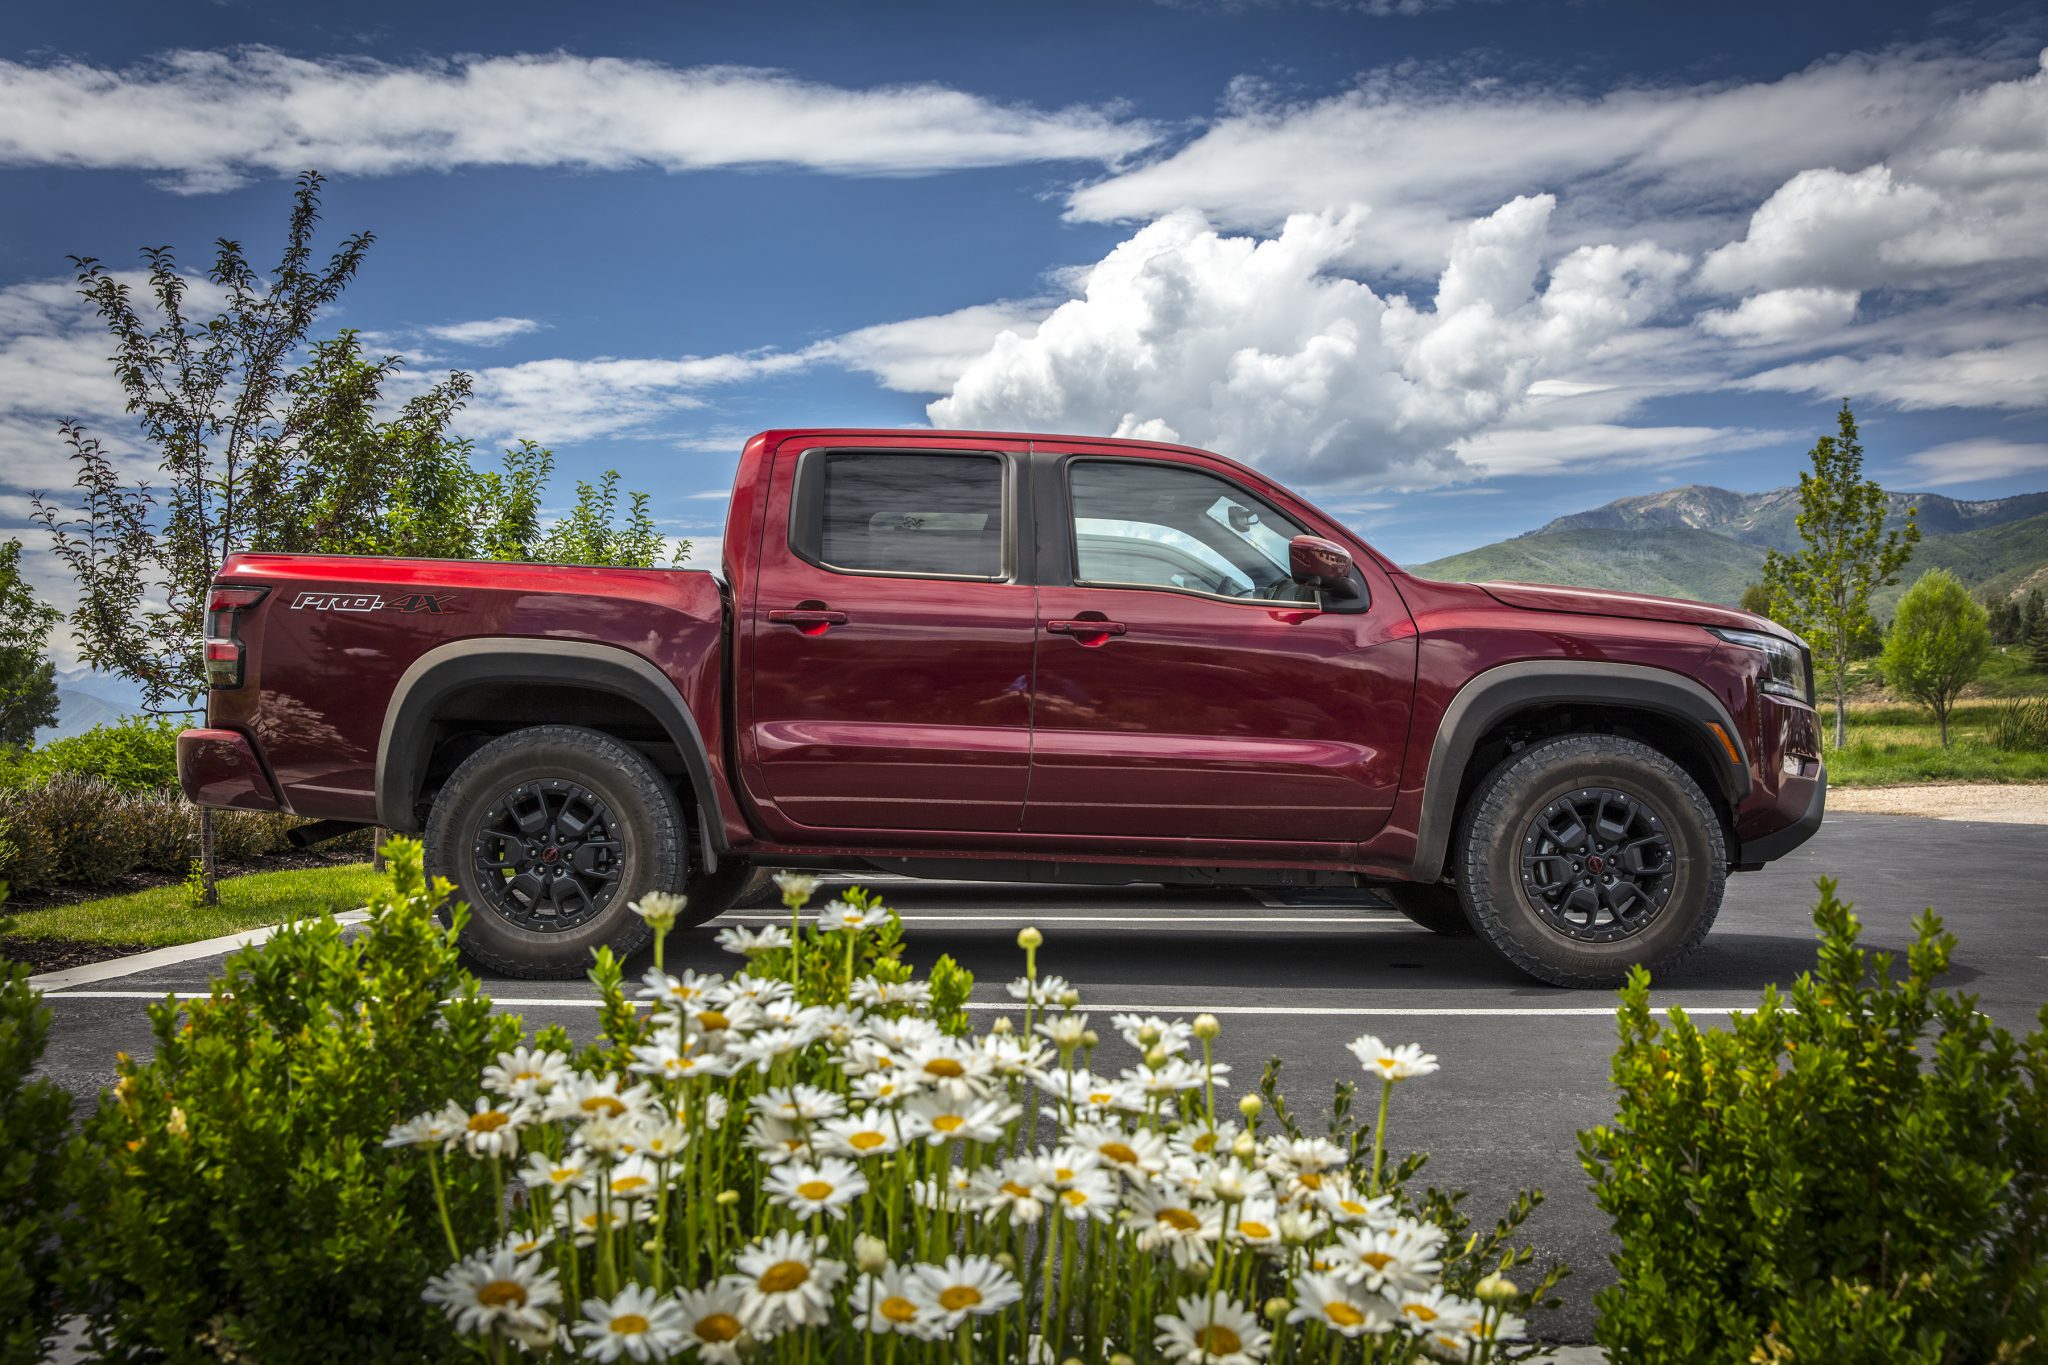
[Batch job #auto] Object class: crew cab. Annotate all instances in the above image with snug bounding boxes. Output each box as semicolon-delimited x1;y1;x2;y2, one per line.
178;428;1825;987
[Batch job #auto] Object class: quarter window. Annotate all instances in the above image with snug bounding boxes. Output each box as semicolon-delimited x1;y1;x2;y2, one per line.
806;452;1004;579
1068;460;1316;603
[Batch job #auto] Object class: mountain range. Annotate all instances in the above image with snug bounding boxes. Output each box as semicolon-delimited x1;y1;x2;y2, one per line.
1410;486;2048;613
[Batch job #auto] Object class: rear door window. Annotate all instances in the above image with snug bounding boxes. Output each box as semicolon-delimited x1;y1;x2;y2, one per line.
798;451;1005;579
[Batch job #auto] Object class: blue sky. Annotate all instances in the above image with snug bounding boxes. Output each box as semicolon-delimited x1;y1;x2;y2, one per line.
4;0;2047;654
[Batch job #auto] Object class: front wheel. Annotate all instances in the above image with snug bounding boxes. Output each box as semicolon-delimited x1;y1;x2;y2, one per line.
424;724;743;978
1454;734;1726;988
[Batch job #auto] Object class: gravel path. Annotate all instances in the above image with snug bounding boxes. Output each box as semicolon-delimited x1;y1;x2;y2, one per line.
1829;783;2048;824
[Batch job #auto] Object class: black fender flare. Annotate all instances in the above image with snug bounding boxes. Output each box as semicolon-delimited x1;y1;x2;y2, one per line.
1408;660;1750;883
375;638;726;865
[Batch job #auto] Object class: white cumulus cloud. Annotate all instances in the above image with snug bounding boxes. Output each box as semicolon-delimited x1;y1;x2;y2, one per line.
422;316;544;346
1697;287;1861;343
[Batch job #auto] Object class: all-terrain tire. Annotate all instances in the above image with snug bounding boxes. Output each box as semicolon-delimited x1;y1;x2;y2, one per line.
1454;734;1726;989
426;725;694;978
1381;882;1475;936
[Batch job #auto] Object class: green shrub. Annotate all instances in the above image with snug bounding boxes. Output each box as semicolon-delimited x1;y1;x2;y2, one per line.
123;789;200;873
1990;697;2048;752
1581;878;2048;1364
0;953;75;1365
63;837;523;1363
9;715;181;792
0;805;56;896
13;775;142;886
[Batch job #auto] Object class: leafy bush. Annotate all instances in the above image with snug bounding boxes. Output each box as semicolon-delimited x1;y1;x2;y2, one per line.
0;804;56;896
63;838;524;1362
1581;877;2048;1364
382;877;1562;1363
0;953;75;1365
1990;697;2048;752
14;775;142;887
124;788;201;873
5;714;181;792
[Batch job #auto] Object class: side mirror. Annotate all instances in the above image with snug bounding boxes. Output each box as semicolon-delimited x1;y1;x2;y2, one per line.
1288;535;1360;600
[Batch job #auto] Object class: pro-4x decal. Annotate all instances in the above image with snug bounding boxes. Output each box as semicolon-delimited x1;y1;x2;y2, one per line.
290;591;460;613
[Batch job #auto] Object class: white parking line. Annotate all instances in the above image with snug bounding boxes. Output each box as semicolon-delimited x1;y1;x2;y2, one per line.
36;990;1751;1017
720;914;1408;925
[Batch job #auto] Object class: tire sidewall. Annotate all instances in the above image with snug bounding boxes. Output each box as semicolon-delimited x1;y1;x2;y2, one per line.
426;727;681;974
1460;737;1726;985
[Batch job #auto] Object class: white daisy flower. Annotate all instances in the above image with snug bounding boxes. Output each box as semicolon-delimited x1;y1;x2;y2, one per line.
901;1093;1019;1145
604;1154;666;1203
1066;1121;1170;1181
765;1156;869;1219
770;871;822;904
1228;1197;1284;1251
910;1171;977;1213
819;1111;902;1159
685;1000;760;1044
1112;1012;1194;1057
745;1114;812;1165
860;1014;942;1051
1390;1286;1477;1334
817;899;890;933
483;1046;572;1101
852;1071;917;1106
1168;1120;1241;1164
1194;1161;1272;1206
734;1230;845;1331
807;1004;867;1048
908;1254;1024;1328
521;1150;593;1193
850;976;933;1010
1153;1293;1269;1365
572;1283;688;1362
499;1227;555;1258
423;1247;561;1337
751;1084;844;1124
1345;1034;1440;1082
1261;1135;1347;1181
1275;1207;1330;1247
905;1038;995;1099
674;1281;752;1363
449;1097;529;1158
971;1159;1053;1226
556;1193;631;1245
1034;1012;1090;1048
1121;1057;1214;1100
1040;1150;1120;1222
1039;1069;1137;1117
730;1026;808;1073
981;1031;1052;1077
384;1109;459;1149
854;1265;946;1340
628;1031;733;1084
1128;1187;1222;1269
837;1037;904;1078
1315;1178;1395;1227
1331;1221;1443;1293
714;923;790;957
1005;972;1075;1007
637;1121;691;1161
1287;1271;1394;1338
716;972;796;1009
635;966;723;1009
626;890;688;931
545;1074;656;1125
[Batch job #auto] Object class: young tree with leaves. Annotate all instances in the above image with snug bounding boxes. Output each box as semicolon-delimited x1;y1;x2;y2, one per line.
1760;401;1920;748
0;542;62;752
1880;570;1990;746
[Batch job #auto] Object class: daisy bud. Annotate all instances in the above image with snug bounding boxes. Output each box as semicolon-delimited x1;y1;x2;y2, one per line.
1059;988;1080;1008
1476;1272;1519;1303
1144;1045;1169;1069
1016;926;1043;950
1109;1356;1137;1365
715;1189;740;1206
1238;1094;1263;1119
991;1017;1015;1035
1232;1132;1257;1160
855;1233;890;1273
1081;1030;1099;1049
1137;1023;1162;1046
642;1238;660;1253
1193;1013;1221;1040
995;1252;1017;1273
1264;1297;1292;1322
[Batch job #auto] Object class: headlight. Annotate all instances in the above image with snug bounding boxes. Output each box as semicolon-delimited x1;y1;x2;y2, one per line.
1708;627;1813;704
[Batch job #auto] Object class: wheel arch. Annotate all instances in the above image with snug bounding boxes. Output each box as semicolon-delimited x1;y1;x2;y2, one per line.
1409;661;1749;883
377;638;726;867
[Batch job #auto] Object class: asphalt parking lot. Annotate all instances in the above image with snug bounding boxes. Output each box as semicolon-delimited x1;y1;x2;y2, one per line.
29;810;2048;1343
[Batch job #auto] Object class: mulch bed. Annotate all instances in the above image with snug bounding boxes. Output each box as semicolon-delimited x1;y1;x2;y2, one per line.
3;937;151;974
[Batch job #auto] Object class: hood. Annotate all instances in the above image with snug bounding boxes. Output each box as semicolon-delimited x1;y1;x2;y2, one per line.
1475;580;1784;635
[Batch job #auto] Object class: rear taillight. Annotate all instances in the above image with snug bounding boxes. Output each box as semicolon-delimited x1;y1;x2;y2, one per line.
204;585;269;689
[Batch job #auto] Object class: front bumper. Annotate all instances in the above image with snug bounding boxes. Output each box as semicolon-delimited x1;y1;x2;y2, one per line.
1734;764;1826;867
177;728;283;811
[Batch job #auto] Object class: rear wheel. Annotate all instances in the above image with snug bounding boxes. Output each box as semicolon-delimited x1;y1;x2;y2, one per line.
425;724;744;978
1455;734;1725;988
1381;882;1473;936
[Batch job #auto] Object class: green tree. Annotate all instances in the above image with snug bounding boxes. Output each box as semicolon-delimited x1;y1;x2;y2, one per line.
1760;401;1920;748
1879;569;1991;746
1738;581;1773;619
2025;587;2047;667
1981;589;2019;646
0;542;61;752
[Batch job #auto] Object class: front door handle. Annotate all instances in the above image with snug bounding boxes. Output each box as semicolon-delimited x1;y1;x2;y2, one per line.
768;608;848;636
1045;618;1126;644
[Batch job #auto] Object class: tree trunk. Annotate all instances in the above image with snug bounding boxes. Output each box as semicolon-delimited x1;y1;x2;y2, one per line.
372;826;387;873
1939;708;1950;747
199;805;219;906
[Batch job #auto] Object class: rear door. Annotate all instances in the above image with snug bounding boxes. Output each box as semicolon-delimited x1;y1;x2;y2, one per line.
1024;449;1415;845
740;438;1038;838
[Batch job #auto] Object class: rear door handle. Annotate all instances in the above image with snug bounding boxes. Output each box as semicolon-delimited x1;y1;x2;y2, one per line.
1045;619;1125;639
768;608;848;635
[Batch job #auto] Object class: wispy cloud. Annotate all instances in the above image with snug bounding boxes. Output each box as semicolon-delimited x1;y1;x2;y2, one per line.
1896;437;2048;485
422;316;543;347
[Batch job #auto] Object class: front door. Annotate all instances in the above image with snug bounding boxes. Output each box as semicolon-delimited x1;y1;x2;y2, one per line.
1025;453;1414;845
742;440;1038;837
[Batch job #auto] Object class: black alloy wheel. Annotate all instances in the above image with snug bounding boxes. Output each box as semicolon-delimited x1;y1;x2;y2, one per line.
472;779;626;932
1517;787;1675;943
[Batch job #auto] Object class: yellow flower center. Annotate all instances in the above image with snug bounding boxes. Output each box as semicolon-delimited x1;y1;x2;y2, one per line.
1054;1167;1075;1182
1338;1200;1369;1216
923;1057;965;1078
1238;1221;1272;1240
611;1314;650;1335
612;1175;651;1194
1403;1301;1438;1323
1359;1251;1394;1271
1193;1133;1217;1153
880;1296;919;1324
476;1279;527;1309
581;1095;626;1118
1158;1207;1201;1231
1061;1189;1089;1206
1001;1180;1034;1199
550;1166;579;1183
514;1070;541;1083
1088;1090;1114;1105
1099;1141;1139;1165
796;1180;834;1200
759;1260;809;1293
849;1131;888;1152
467;1110;511;1133
1375;1057;1397;1069
696;1312;741;1342
932;1114;965;1133
1297;1172;1324;1190
1194;1325;1243;1354
696;1010;730;1031
938;1285;983;1312
1325;1301;1365;1328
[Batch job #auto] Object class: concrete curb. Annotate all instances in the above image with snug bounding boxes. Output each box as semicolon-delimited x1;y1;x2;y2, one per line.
27;912;367;992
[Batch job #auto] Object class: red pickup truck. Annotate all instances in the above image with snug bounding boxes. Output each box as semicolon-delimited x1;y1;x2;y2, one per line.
179;428;1824;987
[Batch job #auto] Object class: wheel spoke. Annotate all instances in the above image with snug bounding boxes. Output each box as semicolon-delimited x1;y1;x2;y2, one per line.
1519;785;1674;943
471;779;627;933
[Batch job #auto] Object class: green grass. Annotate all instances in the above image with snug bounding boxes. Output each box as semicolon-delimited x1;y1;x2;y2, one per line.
1;863;381;948
1826;699;2048;786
